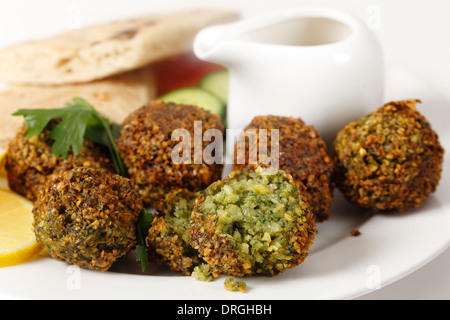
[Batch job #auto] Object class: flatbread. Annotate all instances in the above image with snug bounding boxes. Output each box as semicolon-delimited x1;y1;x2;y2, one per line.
0;9;238;85
0;67;156;148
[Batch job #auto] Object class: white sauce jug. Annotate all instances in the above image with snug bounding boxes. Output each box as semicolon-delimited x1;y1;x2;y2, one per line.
194;6;384;147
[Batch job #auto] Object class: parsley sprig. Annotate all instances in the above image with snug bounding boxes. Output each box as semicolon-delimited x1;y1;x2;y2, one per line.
13;97;152;271
13;97;127;176
136;208;154;272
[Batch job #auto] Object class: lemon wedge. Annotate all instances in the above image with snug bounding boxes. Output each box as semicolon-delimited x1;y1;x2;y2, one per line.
0;147;6;176
0;189;42;268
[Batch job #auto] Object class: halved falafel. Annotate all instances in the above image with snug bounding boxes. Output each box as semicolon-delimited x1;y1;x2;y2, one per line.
6;120;114;202
189;167;316;278
147;189;205;275
33;167;143;271
234;115;334;222
116;100;224;207
333;100;444;212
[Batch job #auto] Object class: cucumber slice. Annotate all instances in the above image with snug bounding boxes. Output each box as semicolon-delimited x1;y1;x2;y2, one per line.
199;71;229;104
159;87;225;120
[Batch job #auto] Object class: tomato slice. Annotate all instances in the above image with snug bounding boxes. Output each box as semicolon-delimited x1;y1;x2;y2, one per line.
154;52;226;96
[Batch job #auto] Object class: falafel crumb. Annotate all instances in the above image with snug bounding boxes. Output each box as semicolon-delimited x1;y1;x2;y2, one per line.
350;229;361;237
224;277;247;293
191;264;214;282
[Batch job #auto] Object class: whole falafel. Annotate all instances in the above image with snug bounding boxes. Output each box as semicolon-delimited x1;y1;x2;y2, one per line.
116;100;224;207
33;167;143;271
189;167;316;278
147;189;205;275
333;100;444;212
234;115;334;222
6;120;114;202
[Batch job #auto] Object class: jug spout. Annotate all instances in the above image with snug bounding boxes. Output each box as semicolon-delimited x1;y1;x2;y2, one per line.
194;23;243;67
194;6;366;67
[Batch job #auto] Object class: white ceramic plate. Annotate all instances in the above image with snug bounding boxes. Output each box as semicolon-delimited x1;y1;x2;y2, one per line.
0;63;448;300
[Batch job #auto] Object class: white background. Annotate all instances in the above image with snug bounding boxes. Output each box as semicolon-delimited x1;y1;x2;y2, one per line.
0;0;448;300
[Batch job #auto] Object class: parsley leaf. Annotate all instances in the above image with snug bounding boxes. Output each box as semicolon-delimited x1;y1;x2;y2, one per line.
51;106;92;158
136;208;154;272
13;97;127;177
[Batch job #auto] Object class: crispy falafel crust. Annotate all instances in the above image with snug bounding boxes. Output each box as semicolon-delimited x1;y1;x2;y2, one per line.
333;100;444;212
116;100;224;207
6;120;114;202
234;115;334;222
33;167;143;272
147;189;204;275
189;169;316;278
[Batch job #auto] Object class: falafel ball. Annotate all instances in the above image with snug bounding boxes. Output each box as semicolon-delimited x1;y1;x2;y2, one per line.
116;100;224;207
234;115;334;222
6;120;115;202
147;189;205;275
189;167;316;278
333;100;444;212
33;167;143;271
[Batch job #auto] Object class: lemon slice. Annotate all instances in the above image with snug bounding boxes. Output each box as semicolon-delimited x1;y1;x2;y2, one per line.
0;147;6;176
0;189;43;268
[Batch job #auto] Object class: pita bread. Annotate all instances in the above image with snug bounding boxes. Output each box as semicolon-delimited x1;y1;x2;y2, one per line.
0;67;156;148
0;9;238;85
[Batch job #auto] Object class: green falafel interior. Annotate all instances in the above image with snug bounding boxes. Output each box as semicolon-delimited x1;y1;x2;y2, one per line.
190;167;316;277
203;168;306;236
147;189;205;275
